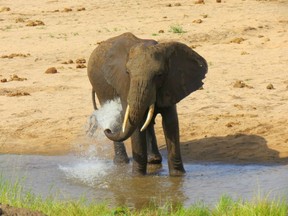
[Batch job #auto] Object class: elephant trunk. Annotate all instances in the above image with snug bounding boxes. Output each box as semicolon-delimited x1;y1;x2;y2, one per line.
104;80;155;142
104;114;137;142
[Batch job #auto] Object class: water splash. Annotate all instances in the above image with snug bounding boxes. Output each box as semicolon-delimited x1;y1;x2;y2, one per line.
59;158;113;188
60;99;124;187
86;98;122;139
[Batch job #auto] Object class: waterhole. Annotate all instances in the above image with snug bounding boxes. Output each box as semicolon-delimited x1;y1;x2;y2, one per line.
0;154;287;208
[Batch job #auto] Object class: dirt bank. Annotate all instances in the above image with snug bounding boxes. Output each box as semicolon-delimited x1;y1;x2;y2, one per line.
1;0;287;164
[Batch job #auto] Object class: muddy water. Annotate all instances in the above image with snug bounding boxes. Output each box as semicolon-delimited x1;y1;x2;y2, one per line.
0;154;287;208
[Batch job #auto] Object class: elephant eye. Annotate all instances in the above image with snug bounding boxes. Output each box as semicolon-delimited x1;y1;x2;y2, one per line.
154;72;164;85
126;70;130;75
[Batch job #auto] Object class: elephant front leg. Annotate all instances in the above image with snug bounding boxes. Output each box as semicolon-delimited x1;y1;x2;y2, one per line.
113;142;129;164
131;129;147;175
161;105;185;176
146;124;162;164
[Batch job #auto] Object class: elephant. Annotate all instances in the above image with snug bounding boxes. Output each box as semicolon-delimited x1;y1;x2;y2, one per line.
87;32;207;176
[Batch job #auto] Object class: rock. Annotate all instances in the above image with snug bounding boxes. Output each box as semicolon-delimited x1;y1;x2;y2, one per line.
1;53;30;58
45;67;58;74
193;19;203;24
62;59;74;64
26;20;45;27
195;0;205;4
76;58;86;64
266;83;274;90
0;204;45;215
0;7;10;12
77;7;86;11
233;80;253;89
9;74;27;81
76;64;86;69
230;37;246;44
63;8;73;12
7;91;30;97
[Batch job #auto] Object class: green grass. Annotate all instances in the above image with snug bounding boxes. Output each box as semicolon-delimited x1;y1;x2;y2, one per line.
169;24;186;34
0;176;287;216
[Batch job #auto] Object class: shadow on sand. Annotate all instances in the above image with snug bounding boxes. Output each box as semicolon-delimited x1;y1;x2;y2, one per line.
162;134;288;165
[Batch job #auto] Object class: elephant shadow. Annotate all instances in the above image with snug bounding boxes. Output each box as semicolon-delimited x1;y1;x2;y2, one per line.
160;134;288;165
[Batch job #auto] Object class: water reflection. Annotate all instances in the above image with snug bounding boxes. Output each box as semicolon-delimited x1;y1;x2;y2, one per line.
107;171;186;208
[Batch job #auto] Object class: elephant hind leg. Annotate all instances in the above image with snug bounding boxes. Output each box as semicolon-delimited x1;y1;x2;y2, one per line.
146;124;162;164
113;142;129;164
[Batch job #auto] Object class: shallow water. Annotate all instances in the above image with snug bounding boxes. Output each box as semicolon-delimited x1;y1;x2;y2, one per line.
0;154;287;208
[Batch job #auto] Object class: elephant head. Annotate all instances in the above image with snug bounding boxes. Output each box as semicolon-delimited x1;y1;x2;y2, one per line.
103;41;207;142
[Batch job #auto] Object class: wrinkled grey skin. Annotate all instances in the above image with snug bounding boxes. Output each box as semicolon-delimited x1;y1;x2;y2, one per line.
87;32;207;176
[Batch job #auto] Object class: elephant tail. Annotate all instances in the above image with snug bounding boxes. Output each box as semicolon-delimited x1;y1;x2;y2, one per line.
92;89;98;110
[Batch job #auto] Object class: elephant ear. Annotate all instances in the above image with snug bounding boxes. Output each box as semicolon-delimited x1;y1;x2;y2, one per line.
156;42;208;107
102;33;157;99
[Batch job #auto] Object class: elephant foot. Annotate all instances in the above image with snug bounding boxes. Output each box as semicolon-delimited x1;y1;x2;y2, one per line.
113;155;130;164
132;162;147;175
148;154;162;164
169;168;186;176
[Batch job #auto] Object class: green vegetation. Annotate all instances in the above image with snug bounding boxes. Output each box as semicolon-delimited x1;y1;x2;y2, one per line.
0;176;287;216
169;24;186;34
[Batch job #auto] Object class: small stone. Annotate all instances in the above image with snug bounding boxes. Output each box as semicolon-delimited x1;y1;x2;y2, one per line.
77;7;86;11
61;59;73;64
193;19;203;24
158;30;164;33
230;37;245;44
233;80;253;89
63;8;72;12
195;0;205;4
216;0;221;3
1;78;7;83
45;67;58;74
241;51;249;55
10;74;27;81
226;122;233;128
7;91;30;97
166;3;172;7
76;58;86;64
26;20;45;26
76;64;86;69
0;7;10;12
266;83;274;90
174;3;181;6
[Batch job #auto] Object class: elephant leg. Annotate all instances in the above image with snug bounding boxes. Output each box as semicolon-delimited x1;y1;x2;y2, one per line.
146;124;162;164
113;142;129;164
161;105;185;176
131;129;147;175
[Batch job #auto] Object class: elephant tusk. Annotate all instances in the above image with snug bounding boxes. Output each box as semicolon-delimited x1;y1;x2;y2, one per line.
122;105;130;133
140;104;155;132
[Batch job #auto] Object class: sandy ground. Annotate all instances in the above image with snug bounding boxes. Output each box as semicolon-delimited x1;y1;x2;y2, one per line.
0;0;288;164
